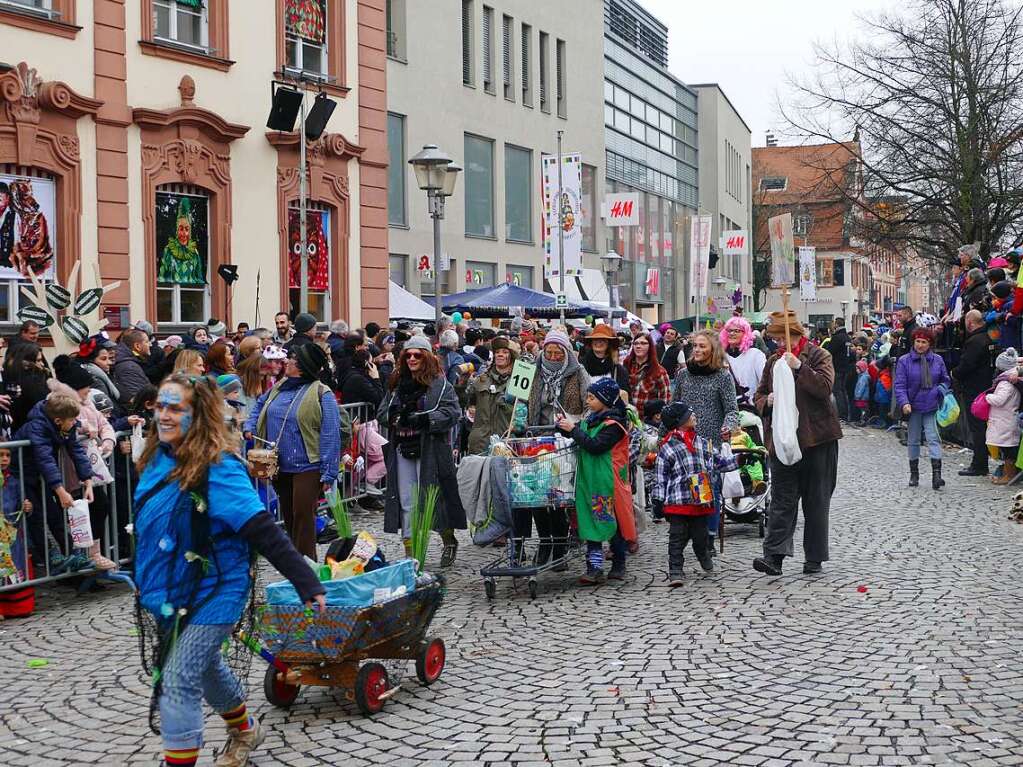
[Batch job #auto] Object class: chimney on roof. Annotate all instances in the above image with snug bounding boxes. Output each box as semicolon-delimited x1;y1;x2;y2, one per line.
765;131;778;148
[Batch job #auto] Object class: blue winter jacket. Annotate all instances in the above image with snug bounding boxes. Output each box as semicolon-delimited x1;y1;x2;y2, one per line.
894;351;951;414
14;400;93;491
854;371;871;401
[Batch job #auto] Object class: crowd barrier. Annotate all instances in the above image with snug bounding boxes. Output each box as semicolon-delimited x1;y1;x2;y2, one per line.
0;401;378;595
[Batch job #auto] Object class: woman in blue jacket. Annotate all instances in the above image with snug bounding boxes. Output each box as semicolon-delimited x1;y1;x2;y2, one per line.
894;328;951;490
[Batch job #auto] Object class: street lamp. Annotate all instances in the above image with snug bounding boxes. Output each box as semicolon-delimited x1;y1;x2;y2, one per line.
409;145;461;323
601;250;623;324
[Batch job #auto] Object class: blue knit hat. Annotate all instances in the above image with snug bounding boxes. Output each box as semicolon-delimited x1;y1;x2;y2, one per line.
661;402;693;431
588;377;621;407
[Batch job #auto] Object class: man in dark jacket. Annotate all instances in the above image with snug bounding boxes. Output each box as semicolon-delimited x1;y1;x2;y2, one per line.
753;310;842;577
132;319;166;385
828;318;854;421
283;312;317;353
895;306;916;359
951;310;994;476
656;326;685;378
112;329;152;405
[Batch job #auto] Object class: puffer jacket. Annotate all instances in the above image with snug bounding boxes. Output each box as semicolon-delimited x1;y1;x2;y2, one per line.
894;351;950;414
47;380;116;453
111;343;150;404
985;374;1021;447
14;399;93;491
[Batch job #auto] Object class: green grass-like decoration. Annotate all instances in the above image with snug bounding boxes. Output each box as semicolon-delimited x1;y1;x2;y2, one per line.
410;484;440;572
327;488;353;540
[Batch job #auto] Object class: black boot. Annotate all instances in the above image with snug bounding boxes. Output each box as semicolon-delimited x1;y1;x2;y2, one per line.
753;554;783;575
931;459;945;490
909;459;919;487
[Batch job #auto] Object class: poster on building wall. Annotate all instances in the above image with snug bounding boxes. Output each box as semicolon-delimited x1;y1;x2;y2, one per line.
768;212;795;287
542;153;582;279
0;174;56;281
288;209;330;290
721;230;748;257
689;215;712;296
156;191;208;285
799;246;817;302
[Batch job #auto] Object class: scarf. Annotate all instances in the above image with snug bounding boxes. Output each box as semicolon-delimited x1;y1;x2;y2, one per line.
686;359;715;376
916;351;932;389
539;354;569;412
396;370;427;410
581;348;615;377
726;347;742;358
279;376;307;392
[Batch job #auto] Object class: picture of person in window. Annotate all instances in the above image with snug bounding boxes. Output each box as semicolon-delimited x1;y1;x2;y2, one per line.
0;182;14;268
10;180;52;277
158;196;205;285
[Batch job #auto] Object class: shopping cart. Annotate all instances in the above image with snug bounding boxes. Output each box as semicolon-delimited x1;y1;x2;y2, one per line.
480;427;581;600
242;573;446;715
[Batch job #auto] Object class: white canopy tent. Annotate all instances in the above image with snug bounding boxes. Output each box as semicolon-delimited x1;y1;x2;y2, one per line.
389;280;435;320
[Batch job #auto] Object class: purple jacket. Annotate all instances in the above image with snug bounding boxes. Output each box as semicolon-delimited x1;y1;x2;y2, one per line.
894;351;951;414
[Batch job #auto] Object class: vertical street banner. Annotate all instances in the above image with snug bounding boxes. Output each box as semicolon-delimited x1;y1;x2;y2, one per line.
798;246;817;302
542;153;582;279
689;215;712;296
769;212;796;286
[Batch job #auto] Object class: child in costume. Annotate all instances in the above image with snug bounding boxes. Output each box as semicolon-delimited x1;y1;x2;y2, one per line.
729;427;765;496
556;377;635;584
0;446;34;617
651;402;738;587
853;360;870;424
134;374;324;767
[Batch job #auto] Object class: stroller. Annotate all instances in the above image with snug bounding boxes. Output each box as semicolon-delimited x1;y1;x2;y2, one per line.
722;409;772;539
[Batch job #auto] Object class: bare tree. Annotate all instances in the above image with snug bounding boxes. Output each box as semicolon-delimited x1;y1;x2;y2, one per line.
781;0;1023;262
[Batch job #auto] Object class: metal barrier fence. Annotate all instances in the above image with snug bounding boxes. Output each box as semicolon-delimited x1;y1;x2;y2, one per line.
0;401;378;596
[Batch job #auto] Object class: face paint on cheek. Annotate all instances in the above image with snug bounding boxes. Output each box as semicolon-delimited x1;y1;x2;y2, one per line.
179;411;193;435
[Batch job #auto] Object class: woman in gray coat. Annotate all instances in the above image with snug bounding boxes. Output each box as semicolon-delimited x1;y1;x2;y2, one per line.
671;329;738;551
378;335;467;567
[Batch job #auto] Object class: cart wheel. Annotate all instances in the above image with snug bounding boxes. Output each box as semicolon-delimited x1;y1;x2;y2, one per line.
528;579;538;600
484;579;496;600
355;662;389;715
416;637;446;686
263;665;300;709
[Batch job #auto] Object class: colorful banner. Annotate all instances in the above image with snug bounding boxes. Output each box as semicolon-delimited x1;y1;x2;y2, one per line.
689;215;712;296
798;246;817;302
287;209;330;291
769;212;795;287
542;153;582;280
285;0;325;44
0;175;56;280
156;191;208;286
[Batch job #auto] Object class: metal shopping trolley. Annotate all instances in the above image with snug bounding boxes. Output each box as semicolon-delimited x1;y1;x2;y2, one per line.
480;427;582;600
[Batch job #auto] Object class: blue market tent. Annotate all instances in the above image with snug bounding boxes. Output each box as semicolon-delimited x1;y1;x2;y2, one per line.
435;283;623;319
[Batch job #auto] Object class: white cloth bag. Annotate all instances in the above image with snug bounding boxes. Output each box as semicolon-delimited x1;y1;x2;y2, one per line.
718;443;745;498
772;361;803;466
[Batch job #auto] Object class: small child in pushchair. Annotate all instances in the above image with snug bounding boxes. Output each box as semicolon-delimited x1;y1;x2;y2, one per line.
629;399;665;523
722;411;771;535
730;426;766;497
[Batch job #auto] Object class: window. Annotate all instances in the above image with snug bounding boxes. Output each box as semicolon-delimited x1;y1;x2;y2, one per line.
581;164;597;252
287;203;333;321
556;39;566;118
833;258;845;287
521;23;532;105
387;113;406;226
154;0;208;50
389;254;407;288
386;0;406;60
816;257;834;288
793;213;812;236
465;261;496;288
0;167;58;325
1;0;51;16
502;14;513;100
461;0;474;85
504;145;532;243
156;185;211;325
286;0;328;76
482;6;494;94
539;31;549;112
506;264;533;289
760;176;786;191
465;134;495;237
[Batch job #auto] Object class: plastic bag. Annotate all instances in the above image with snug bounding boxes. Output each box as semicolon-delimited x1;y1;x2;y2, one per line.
719;443;745;498
130;422;146;462
85;440;114;486
936;392;960;428
66;499;93;549
772;360;802;466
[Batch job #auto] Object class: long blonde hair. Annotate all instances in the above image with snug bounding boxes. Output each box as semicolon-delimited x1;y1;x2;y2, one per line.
136;374;238;490
173;349;205;376
692;330;727;371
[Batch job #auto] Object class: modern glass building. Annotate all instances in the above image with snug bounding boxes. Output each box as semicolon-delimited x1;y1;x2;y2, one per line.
603;0;699;323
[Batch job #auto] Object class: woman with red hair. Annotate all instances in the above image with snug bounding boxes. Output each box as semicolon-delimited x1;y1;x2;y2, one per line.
719;316;766;406
623;333;670;415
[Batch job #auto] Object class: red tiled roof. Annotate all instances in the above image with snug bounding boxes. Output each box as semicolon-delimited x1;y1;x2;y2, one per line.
752;142;860;205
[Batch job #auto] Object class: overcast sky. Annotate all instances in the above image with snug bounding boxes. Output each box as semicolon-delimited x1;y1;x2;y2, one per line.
638;0;894;146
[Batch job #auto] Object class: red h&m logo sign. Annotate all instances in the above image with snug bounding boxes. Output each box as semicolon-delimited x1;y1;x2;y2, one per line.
603;193;639;226
721;230;749;257
611;199;633;218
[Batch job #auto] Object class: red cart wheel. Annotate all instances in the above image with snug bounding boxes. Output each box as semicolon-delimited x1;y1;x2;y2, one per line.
355;662;389;715
263;665;300;708
416;637;446;686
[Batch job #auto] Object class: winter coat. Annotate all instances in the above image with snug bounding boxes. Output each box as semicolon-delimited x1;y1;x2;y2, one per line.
378;375;467;534
527;361;588;426
725;347;766;405
47;381;116;451
467;365;515;455
985;374;1021;447
651;427;739;513
829;328;855;371
8;369;50;432
894;351;950;414
112;343;151;404
951;327;994;399
670;363;739;445
656;341;685;379
854;371;871;402
14;399;93;491
340;369;384;410
754;341;843;454
81;361;121;406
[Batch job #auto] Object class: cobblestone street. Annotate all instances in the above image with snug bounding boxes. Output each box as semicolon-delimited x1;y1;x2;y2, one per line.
1;427;1022;766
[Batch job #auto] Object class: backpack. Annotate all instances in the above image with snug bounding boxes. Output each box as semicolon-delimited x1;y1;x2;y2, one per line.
874;377;891;406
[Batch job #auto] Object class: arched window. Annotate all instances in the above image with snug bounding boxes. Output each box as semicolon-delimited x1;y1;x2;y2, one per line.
0;164;57;324
155;183;211;324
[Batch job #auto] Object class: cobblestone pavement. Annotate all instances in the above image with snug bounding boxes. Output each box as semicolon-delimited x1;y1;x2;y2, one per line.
1;427;1022;766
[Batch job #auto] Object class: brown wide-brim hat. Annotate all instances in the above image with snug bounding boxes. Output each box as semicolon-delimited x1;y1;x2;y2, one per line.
490;336;519;360
764;310;807;339
581;324;621;348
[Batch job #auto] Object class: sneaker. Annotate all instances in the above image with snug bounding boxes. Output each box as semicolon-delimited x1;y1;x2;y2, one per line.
668;575;684;588
216;718;266;767
578;568;605;586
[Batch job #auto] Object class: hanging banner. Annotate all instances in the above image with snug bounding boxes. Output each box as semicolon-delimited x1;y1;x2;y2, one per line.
287;209;330;291
769;212;796;287
285;0;325;44
798;246;817;302
156;191;208;286
0;174;56;280
644;267;661;298
689;215;712;296
542;153;583;280
721;230;748;257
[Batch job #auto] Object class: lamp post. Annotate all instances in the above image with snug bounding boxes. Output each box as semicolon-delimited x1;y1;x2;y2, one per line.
409;145;461;324
601;249;622;325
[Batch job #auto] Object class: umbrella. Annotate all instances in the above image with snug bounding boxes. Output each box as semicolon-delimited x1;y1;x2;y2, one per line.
435;283;621;319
